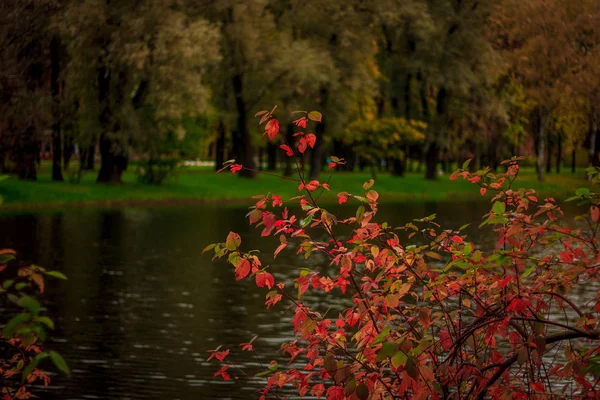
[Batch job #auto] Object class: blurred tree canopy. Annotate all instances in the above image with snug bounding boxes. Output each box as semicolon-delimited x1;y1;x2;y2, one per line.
1;0;600;183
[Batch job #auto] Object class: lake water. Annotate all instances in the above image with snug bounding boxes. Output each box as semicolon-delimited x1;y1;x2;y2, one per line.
0;201;590;399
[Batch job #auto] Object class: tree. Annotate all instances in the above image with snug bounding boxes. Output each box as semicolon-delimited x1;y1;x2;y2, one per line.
492;0;598;181
60;0;220;183
0;0;54;180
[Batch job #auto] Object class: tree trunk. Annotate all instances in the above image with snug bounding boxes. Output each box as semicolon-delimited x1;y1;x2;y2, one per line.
309;88;328;180
391;158;405;177
267;142;277;171
572;145;576;174
63;135;74;171
404;73;412;120
215;119;226;171
50;36;63;181
536;108;547;182
85;145;95;170
232;74;256;178
546;136;553;174
96;65;126;183
426;86;448;180
309;118;325;180
556;133;562;174
590;110;598;167
284;122;294;177
16;127;38;180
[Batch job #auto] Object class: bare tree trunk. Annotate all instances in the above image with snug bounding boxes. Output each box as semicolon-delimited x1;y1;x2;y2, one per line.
266;142;277;171
556;133;562;174
309;88;328;180
283;122;294;177
590;110;598;167
51;36;63;181
536;108;547;182
426;86;447;180
232;73;256;178
215;119;226;171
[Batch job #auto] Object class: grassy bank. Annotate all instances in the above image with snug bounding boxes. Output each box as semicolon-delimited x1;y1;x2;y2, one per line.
0;165;593;210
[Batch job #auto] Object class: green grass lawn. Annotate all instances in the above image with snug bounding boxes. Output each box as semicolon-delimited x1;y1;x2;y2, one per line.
0;164;594;210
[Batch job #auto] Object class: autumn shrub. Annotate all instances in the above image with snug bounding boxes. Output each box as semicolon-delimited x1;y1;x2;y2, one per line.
0;250;70;399
206;108;600;399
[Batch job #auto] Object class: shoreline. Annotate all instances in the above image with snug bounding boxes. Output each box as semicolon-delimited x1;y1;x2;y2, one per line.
0;190;576;212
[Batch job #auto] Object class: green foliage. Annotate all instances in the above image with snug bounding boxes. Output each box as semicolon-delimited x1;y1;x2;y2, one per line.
0;253;70;395
344;117;426;163
135;157;180;185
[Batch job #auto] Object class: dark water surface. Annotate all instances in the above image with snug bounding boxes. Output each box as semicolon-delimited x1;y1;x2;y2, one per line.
0;201;539;399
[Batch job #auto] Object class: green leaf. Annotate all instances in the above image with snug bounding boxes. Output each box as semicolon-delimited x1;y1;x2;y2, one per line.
492;201;506;215
34;316;55;330
18;295;41;316
576;188;590;197
2;279;14;289
45;271;68;280
308;111;322;122
202;244;216;254
21;352;48;383
522;265;536;278
300;214;314;228
391;351;408;368
463;243;473;256
50;351;70;376
3;313;31;337
356;383;369;400
355;205;366;222
0;254;15;264
371;327;390;345
255;369;273;377
267;361;278;372
14;282;27;291
225;232;241;250
462;159;471;170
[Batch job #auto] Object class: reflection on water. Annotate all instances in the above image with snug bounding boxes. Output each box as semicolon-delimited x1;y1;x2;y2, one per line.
0;201;590;399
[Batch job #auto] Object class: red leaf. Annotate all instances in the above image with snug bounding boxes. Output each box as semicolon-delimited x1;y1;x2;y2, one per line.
280;144;294;157
235;259;251;280
274;242;287;258
207;349;230;362
298;137;308;154
256;271;275;289
294;117;307;128
248;209;262;224
262;212;276;236
530;382;544;392
305;133;316;149
272;195;282;207
264;119;280;141
240;342;253;351
451;235;463;243
213;365;230;381
480;187;487;196
365;190;378;202
592;205;599;223
338;192;348;204
230;164;242;174
328;162;336;169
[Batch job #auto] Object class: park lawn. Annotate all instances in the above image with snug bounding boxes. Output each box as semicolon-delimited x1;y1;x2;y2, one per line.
0;166;593;210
